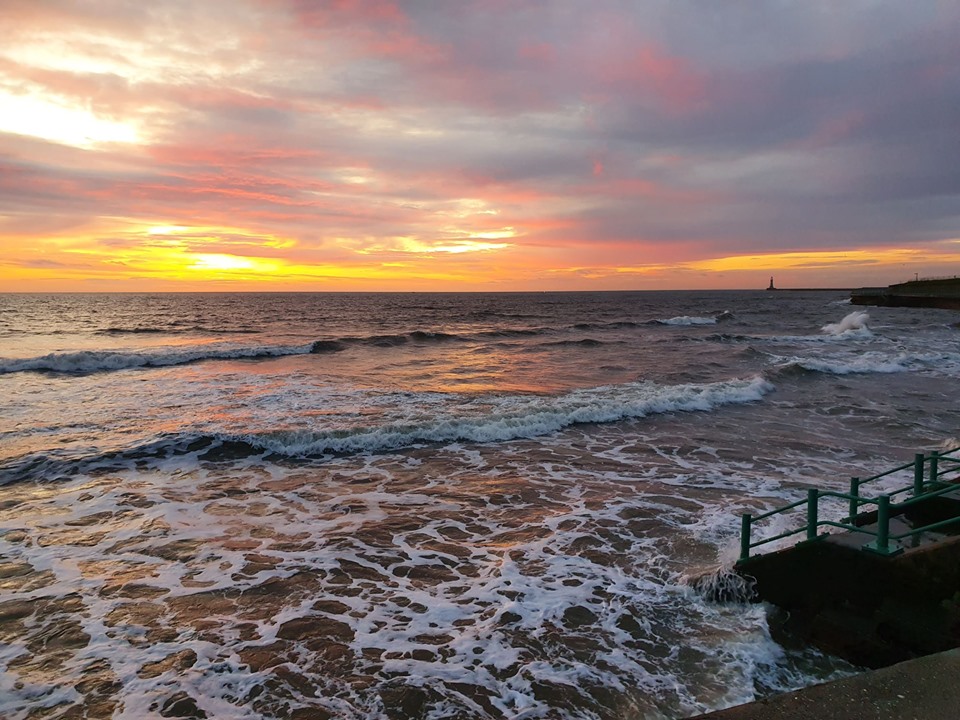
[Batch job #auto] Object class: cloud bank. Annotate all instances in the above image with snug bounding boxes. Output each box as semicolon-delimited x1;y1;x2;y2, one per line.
1;0;958;290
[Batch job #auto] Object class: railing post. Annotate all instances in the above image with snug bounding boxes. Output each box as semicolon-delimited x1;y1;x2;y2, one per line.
874;495;891;554
914;453;925;496
848;477;860;519
806;488;819;541
929;451;940;485
740;514;752;562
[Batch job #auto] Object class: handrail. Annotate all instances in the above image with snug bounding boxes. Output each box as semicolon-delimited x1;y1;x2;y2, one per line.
738;447;960;562
891;515;960;540
890;480;960;508
748;526;808;550
858;458;919;484
750;497;807;523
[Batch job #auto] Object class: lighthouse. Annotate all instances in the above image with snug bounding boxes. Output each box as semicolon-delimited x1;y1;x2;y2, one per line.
767;276;776;291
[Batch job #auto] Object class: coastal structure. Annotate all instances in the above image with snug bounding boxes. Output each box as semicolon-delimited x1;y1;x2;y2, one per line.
690;449;960;718
727;448;960;668
851;277;960;309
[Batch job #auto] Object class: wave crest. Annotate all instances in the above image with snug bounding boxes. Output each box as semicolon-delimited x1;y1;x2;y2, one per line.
0;344;314;375
0;330;472;375
0;376;774;483
657;316;718;326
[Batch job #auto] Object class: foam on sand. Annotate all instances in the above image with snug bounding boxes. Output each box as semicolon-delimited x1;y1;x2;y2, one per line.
0;428;856;719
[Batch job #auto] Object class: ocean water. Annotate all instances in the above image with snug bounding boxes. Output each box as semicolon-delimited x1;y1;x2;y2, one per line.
2;291;959;719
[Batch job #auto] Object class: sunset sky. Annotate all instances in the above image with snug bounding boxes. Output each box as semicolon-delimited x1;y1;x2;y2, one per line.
2;1;959;291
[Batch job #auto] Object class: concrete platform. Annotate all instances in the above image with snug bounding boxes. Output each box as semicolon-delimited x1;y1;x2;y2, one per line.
690;648;960;719
733;505;960;668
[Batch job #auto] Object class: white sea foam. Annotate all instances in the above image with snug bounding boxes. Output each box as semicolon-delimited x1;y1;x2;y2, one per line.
0;342;317;374
779;354;909;375
658;316;718;326
771;350;960;377
0;435;856;719
0;371;777;486
216;376;775;457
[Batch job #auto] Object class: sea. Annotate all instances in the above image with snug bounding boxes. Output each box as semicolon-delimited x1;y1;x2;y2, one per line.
2;290;958;720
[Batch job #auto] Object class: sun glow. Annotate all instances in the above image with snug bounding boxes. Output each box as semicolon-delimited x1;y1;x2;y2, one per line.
689;248;927;273
189;254;259;271
0;90;139;147
427;241;510;254
148;225;190;236
469;228;517;240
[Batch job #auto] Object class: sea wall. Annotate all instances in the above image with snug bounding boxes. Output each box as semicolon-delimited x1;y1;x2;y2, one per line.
733;534;960;668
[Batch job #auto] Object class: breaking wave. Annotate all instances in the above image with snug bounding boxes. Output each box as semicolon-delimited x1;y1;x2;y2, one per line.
0;314;741;375
657;315;720;326
769;350;960;377
98;326;261;335
0;375;774;484
0;331;474;375
782;356;906;375
821;311;871;337
0;343;317;375
572;321;642;331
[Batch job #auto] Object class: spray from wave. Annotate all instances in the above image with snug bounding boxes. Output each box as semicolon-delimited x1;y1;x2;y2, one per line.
821;311;871;337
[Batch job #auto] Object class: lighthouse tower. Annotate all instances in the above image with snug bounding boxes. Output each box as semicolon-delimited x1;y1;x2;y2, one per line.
767;276;776;291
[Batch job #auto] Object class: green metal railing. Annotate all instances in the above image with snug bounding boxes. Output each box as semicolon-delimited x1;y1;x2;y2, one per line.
738;448;960;563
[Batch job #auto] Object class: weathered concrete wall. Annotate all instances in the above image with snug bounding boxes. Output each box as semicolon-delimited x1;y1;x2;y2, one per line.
735;535;960;667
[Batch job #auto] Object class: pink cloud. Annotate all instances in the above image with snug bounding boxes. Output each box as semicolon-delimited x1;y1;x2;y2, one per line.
592;42;706;114
518;41;558;66
276;0;448;64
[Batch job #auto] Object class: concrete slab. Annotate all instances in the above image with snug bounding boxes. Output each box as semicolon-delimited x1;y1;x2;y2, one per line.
689;648;960;720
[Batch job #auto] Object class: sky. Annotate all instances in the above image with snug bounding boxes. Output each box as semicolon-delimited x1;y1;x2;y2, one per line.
1;0;959;292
